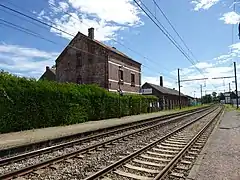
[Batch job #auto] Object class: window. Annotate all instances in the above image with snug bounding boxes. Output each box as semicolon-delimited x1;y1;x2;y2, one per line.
131;73;135;84
119;69;123;81
76;52;82;67
88;44;94;62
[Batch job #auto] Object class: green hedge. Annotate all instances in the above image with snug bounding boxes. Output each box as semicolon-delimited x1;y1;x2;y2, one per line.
0;71;158;133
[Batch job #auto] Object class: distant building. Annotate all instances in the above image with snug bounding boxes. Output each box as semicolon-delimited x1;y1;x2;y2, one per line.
223;92;231;104
55;27;141;94
141;77;189;110
39;66;56;81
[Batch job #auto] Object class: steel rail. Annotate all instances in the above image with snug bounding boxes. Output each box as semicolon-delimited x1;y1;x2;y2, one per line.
154;106;223;179
0;107;216;180
0;106;210;159
0;106;210;166
83;106;219;180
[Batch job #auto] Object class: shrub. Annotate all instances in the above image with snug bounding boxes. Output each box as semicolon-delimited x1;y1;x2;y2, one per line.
0;72;158;133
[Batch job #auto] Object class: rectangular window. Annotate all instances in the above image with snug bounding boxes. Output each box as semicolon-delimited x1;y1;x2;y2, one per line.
131;73;135;84
88;44;94;62
119;69;123;81
76;52;82;67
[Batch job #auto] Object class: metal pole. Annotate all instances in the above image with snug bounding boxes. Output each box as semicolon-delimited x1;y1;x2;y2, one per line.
234;62;238;109
229;82;232;106
118;66;121;117
178;68;181;109
200;85;202;105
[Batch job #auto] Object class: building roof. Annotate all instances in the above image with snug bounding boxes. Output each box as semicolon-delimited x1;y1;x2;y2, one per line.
39;67;56;81
185;95;195;99
55;31;141;65
49;67;56;74
143;82;186;97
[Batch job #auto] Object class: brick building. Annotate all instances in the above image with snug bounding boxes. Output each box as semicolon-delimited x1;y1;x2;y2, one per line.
39;66;56;81
55;28;141;94
142;77;189;110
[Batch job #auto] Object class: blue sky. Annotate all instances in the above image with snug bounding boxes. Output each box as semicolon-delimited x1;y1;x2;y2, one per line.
0;0;240;97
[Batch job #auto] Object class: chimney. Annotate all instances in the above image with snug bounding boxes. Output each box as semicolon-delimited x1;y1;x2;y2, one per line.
46;66;50;71
160;76;163;87
88;27;94;40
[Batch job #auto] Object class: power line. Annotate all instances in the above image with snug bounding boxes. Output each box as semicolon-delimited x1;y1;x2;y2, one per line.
153;0;199;63
0;18;177;81
134;0;217;88
43;0;175;77
1;1;176;80
133;0;203;73
0;19;58;45
0;4;75;37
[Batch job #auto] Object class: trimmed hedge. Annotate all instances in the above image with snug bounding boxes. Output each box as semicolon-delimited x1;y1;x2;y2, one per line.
0;71;158;133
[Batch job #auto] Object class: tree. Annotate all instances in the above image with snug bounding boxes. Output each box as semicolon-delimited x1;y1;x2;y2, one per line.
202;94;212;104
212;92;219;102
212;92;217;98
219;93;225;100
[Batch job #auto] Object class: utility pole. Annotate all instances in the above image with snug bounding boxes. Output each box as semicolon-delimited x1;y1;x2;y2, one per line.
200;85;203;105
118;66;123;117
178;68;181;109
234;62;238;109
229;82;232;106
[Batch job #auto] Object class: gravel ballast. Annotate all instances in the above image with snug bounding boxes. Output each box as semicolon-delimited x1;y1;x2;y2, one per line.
21;110;214;180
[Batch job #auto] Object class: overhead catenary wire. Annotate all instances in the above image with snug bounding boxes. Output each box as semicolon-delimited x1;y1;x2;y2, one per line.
153;0;218;88
1;0;176;80
0;19;58;45
44;0;174;73
0;18;176;81
133;0;217;88
1;0;218;89
153;0;199;63
133;0;203;74
0;4;75;37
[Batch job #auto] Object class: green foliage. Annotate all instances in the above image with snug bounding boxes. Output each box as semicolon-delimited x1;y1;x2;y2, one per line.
219;93;225;100
202;91;221;104
202;94;212;104
0;73;158;133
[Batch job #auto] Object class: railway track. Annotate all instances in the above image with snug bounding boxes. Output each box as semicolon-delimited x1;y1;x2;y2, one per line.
0;106;215;179
0;106;210;159
83;106;223;180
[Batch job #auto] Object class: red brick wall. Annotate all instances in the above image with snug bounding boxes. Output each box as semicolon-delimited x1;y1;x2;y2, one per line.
56;33;108;88
56;33;141;93
108;52;141;93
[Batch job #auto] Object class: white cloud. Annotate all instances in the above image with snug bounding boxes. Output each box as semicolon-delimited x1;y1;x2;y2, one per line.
191;0;220;11
220;11;240;24
229;42;240;53
49;0;55;5
37;0;143;41
144;42;240;97
194;62;213;69
141;76;175;88
58;2;69;11
68;0;141;25
0;44;58;78
50;13;123;41
39;10;45;16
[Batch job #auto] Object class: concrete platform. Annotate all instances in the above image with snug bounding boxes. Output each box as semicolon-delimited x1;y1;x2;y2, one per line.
187;110;240;180
0;107;202;150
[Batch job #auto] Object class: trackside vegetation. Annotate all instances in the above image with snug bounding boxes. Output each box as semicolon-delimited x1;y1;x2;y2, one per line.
0;71;158;133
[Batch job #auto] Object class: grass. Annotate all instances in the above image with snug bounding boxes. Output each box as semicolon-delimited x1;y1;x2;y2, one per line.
224;104;240;112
